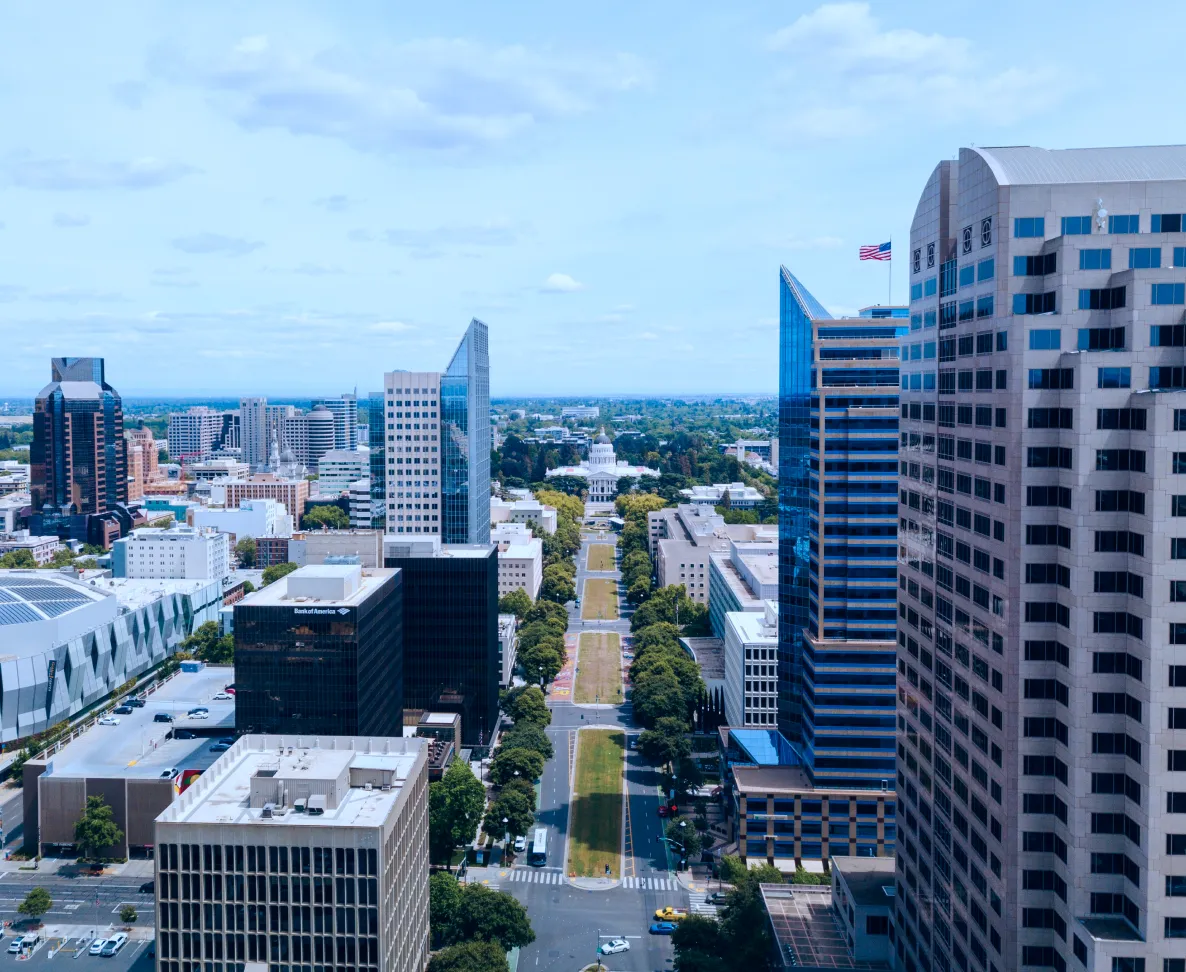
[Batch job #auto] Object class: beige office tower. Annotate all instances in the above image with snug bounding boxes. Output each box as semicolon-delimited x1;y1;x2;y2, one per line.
895;145;1186;972
153;735;429;972
382;371;442;536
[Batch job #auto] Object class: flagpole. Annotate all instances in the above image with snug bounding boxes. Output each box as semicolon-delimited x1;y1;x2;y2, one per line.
887;236;892;306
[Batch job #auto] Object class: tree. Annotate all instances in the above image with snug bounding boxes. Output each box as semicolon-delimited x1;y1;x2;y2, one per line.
74;795;124;859
180;621;234;663
497;589;532;620
427;941;509;972
718;880;776;970
302;504;349;530
0;548;36;569
119;904;138;923
638;717;692;767
792;866;828;885
262;561;299;586
430;872;462;945
234;536;256;567
626;576;652;605
483;781;535;841
499;722;554;761
540;566;575;604
517;642;563;687
446;884;536;951
8;745;33;786
534;489;584;521
615;493;668;520
429;761;486;868
632;665;689;727
506;686;550;727
672;915;728;972
17;887;51;921
666;817;703;862
524;600;568;630
488;747;544;786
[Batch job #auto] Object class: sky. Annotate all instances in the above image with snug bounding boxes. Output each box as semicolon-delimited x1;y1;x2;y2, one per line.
2;0;1185;398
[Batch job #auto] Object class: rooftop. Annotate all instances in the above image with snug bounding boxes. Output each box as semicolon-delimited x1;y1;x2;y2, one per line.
238;565;396;607
971;144;1186;187
831;856;897;910
0;571;107;626
727;608;779;644
760;884;890;971
157;734;424;828
680;636;725;681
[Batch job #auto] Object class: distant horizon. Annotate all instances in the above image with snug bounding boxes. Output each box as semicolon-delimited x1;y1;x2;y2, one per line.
0;390;778;404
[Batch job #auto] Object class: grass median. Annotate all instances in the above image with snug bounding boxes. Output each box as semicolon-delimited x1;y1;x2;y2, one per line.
586;544;616;572
581;578;619;620
574;632;623;705
568;729;624;878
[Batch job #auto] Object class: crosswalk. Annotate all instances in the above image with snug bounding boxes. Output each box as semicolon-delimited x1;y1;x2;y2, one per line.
621;875;678;891
687;890;719;916
505;869;564;885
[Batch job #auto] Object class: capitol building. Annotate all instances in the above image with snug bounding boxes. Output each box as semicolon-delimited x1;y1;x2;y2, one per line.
546;430;659;502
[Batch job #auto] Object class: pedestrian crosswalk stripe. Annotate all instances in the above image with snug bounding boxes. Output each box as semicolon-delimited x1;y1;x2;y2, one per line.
506;870;562;884
621;876;675;891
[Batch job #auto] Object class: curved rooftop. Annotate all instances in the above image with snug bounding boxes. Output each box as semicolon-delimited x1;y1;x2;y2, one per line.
0;572;107;626
970;145;1186;186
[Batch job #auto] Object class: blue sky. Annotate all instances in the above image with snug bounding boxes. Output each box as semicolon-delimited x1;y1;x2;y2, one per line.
2;0;1183;397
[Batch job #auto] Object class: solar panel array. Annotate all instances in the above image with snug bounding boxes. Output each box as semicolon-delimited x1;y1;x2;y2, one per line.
0;578;100;625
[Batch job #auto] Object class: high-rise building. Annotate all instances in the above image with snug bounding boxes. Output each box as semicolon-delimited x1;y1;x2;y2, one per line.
383;537;499;746
154;733;429;972
284;406;337;471
166;406;239;463
238;396;269;469
312;393;360;451
383;319;490;543
234;564;403;737
367;391;386;528
31;357;127;517
894;144;1186;972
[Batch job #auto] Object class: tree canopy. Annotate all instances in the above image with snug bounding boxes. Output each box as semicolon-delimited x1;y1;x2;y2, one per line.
17;887;52;920
497;589;533;620
427;941;510;972
429;761;486;867
301;504;349;530
483;778;536;841
234;536;256;567
262;561;299;586
444;884;535;952
180;620;234;664
488;747;544;786
74;795;124;859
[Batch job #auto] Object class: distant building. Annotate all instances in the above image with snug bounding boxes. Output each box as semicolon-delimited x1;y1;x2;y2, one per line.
238;398;296;470
222;474;310;521
0;460;30;496
289;529;383;568
188;458;249;483
112;525;230;582
708;537;779;639
723;602;779;728
283;405;336;471
234;565;403;737
498;614;518;687
546;429;658;502
311;393;360;451
318;449;370;496
561;405;599;420
489;496;557;534
190;498;293;543
491;523;542;599
0;531;62;564
679;482;765;509
166;406;239;463
830;856;895;966
348;478;372;529
154;734;430;972
0;492;28;533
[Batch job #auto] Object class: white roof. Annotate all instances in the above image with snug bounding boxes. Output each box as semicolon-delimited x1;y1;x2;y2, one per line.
971;144;1186;187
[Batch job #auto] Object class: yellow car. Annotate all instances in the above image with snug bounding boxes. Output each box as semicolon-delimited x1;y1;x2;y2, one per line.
653;907;688;922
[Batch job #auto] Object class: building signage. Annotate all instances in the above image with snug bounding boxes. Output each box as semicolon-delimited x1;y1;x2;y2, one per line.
292;607;351;616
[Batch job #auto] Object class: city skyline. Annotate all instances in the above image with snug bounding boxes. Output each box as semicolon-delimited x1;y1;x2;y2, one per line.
4;1;1186;395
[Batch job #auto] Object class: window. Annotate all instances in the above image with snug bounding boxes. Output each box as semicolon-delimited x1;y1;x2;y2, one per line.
978;257;995;281
1027;446;1072;469
1095;449;1145;472
1173;538;1186;559
924;277;937;297
1014;253;1057;276
1098;368;1131;389
977;295;994;318
1097;408;1145;430
1153;283;1186;305
1094;531;1144;556
1029;407;1072;429
1014;292;1056;315
1061;215;1091;235
1027;524;1071;548
1079;326;1125;351
1152;368;1186;391
1079;286;1126;310
1176;247;1186;268
1177;453;1186;474
940;259;958;297
1109;214;1140;234
1027;486;1071;508
1014;217;1045;238
1152;323;1186;347
1080;248;1112;270
1095;490;1145;515
1129;247;1161;269
927;243;935;268
910;282;922;301
1029;329;1061;350
1028;368;1073;390
912;248;921;274
1152;214;1184;233
959;300;975;321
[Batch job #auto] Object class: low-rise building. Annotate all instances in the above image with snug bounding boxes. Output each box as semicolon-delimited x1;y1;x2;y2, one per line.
491;523;543;599
112;525;230;582
188;458;250;483
289;529;383;568
154;734;429;972
830;856;895;966
708;540;778;639
0;530;62;564
348;478;372;528
760;882;890;971
560;405;599;420
0;492;29;533
679;482;765;508
489;497;557;534
723;602;779;728
222;474;310;521
656;538;709;604
0;460;29;496
317;449;371;496
498;613;518;687
191;497;294;542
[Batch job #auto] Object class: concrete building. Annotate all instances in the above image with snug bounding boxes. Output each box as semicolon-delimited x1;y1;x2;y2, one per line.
234;565;403;736
384;319;491;544
546;428;658;502
112;525;231;582
656;538;710;605
0;530;62;565
498;613;518;687
491;523;543;599
0;492;28;533
761;882;891;971
188;457;249;482
166;406;239;462
679;482;765;508
284;406;337;471
831;857;895;966
561;405;599;420
239;398;296;471
223;474;309;521
318;449;370;496
125;427;160;500
154;734;429;972
0;460;29;496
289;529;383;568
894;144;1186;972
708;539;779;640
489;496;557;534
349;478;372;529
723;602;780;728
0;570;222;743
312;393;360;451
191;497;294;543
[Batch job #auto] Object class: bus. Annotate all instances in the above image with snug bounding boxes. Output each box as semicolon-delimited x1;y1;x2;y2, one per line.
527;828;548;867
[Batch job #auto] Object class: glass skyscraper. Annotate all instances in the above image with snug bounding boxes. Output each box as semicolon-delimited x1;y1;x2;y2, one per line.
441;318;491;545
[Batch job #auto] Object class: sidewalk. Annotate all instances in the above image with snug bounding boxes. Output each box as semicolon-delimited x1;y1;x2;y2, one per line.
0;857;155;877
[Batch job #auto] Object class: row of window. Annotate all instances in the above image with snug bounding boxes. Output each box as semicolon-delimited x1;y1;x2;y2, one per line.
1016;213;1186;238
1013;245;1186;273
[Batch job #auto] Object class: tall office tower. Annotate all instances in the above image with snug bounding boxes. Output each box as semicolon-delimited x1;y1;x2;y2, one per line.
239;396;269;468
166;406;238;462
778;270;902;791
312;393;360;451
382;319;491;540
283;406;337;471
893;145;1186;972
441;319;491;544
154;734;429;972
234;565;403;736
366;391;386;528
383;538;499;746
31;357;126;516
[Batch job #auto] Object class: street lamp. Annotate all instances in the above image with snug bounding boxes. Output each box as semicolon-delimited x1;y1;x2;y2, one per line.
502;816;509;859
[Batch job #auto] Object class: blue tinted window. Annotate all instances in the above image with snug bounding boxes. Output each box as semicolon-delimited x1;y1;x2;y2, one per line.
1098;368;1131;389
1129;247;1161;269
976;295;994;319
924;342;936;359
977;258;995;281
1012;256;1026;276
959;265;975;288
1029;329;1061;350
959;300;974;322
1061;216;1091;235
910;343;922;360
910;283;923;301
1080;248;1111;270
910;313;922;330
924;277;937;297
1153;283;1186;306
923;373;936;390
909;373;922;390
1014;217;1045;238
924;311;936;328
1152;214;1184;233
1174;247;1186;268
1108;214;1140;234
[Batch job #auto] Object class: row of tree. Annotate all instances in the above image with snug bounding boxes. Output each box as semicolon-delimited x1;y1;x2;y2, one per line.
482;685;552;843
671;857;783;972
533;489;582;604
428;879;535;972
0;544;105;571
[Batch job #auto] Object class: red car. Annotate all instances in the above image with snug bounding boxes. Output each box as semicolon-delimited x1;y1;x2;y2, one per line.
657;805;670;818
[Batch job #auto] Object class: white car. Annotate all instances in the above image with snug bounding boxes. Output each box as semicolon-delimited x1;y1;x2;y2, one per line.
513;835;526;853
98;716;120;726
211;692;233;701
599;939;630;955
100;933;128;956
89;939;107;956
189;711;210;720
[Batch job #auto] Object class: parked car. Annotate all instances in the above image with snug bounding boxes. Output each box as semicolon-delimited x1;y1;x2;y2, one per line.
101;932;128;956
210;742;231;752
212;692;233;701
113;705;133;715
513;835;526;853
160;767;178;779
188;706;209;715
706;891;729;905
649;922;677;935
224;684;236;694
154;713;173;723
140;880;154;893
7;938;22;954
599;939;630;955
216;736;236;746
89;939;107;956
172;729;196;740
189;711;210;720
122;697;145;708
98;716;120;726
654;907;688;922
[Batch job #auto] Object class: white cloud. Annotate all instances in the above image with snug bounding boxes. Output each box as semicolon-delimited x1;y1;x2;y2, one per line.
150;36;647;154
638;331;659;340
368;321;414;333
3;154;196;190
540;272;585;293
52;212;90;228
766;3;1067;137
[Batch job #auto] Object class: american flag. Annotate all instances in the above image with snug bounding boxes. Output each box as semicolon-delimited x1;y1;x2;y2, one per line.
860;241;892;261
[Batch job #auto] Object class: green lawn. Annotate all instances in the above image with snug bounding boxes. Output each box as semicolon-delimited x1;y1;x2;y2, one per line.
574;633;623;705
581;578;619;620
587;544;616;572
568;729;624;878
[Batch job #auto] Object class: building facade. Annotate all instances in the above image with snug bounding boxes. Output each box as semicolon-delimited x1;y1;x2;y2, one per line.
312;394;360;451
894;145;1186;972
223;475;310;522
284;406;337;471
723;602;780;728
234;565;403;737
112;525;230;582
491;523;543;599
166;407;239;463
546;429;659;502
153;734;429;972
191;498;293;543
318;450;371;496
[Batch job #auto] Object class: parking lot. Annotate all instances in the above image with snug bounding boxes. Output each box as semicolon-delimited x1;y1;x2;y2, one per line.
0;934;153;968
